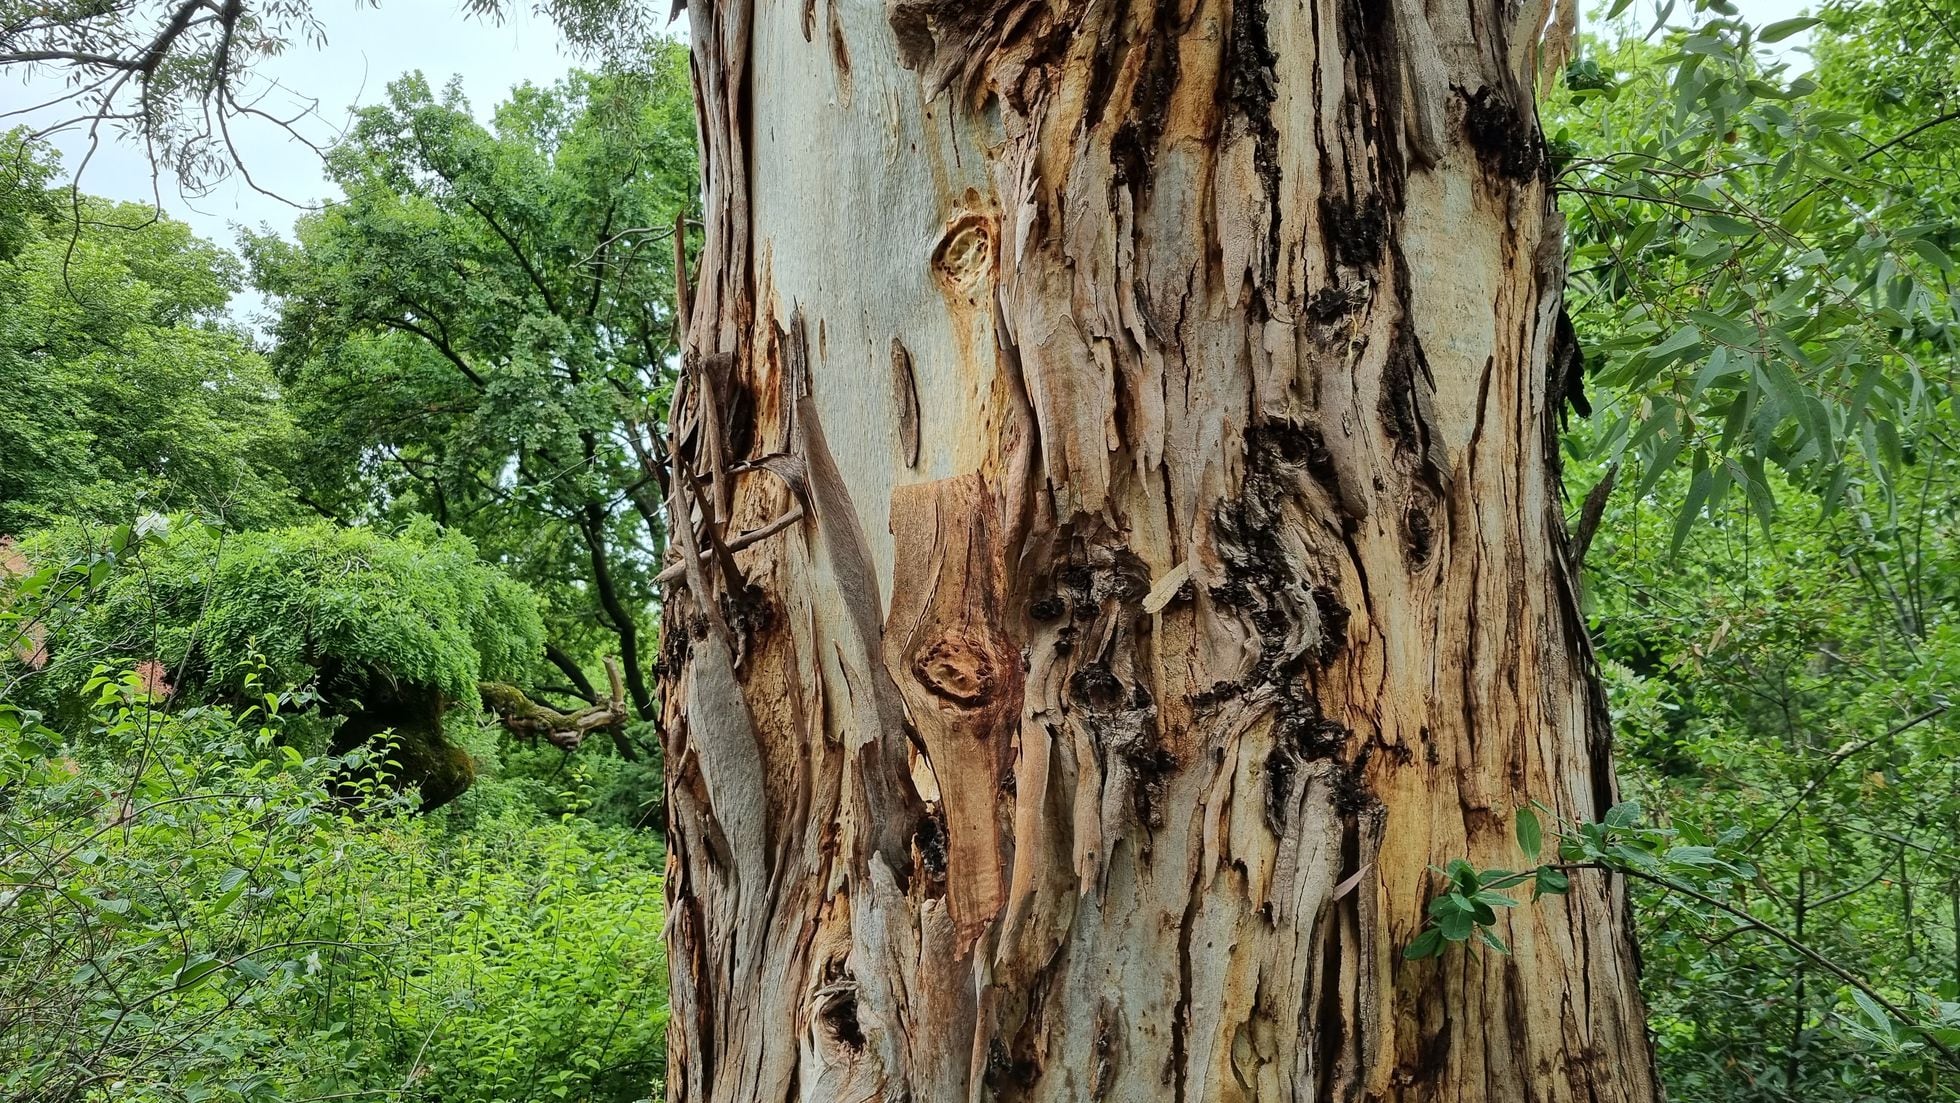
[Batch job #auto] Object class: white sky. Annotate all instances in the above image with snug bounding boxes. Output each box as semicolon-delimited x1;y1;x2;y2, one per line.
4;2;593;248
2;0;1816;270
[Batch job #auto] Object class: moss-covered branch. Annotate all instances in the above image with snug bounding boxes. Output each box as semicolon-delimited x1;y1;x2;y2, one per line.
480;657;633;758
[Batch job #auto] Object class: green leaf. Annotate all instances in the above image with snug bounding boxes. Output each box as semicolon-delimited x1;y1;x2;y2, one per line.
1911;237;1955;273
213;867;251;912
1533;867;1572;899
1439;910;1474;942
1698;213;1756;237
1849;988;1894;1036
1646;324;1706;367
1671;462;1716;556
174;956;224;991
1475;927;1511;955
1516;807;1544;859
1759;17;1820;43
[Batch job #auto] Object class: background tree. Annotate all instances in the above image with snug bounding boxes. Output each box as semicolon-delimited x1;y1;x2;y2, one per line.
1551;5;1957;543
1;528;670;1103
0;0;666;194
0;178;297;535
3;12;692;1103
17;517;547;808
245;54;698;729
1589;455;1960;1099
1550;1;1960;1097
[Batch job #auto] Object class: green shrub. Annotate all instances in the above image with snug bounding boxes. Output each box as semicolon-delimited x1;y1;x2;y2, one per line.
18;516;544;807
25;516;541;707
300;808;668;1101
1;527;669;1102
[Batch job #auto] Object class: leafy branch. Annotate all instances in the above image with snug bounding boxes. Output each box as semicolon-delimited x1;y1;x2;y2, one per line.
1408;800;1960;1071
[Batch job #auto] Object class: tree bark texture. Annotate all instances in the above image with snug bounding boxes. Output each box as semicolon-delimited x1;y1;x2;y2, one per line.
659;1;1658;1100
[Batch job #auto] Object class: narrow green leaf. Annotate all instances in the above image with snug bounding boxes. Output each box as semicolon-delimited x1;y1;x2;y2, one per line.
1671;461;1715;556
1646;324;1706;367
1760;17;1820;43
174;956;224;991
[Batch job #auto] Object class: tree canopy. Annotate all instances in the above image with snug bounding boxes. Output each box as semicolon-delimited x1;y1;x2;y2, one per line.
243;51;697;723
0;178;296;534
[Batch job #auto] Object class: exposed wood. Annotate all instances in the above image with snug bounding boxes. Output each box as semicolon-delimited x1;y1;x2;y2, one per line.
890;337;921;468
659;1;1660;1099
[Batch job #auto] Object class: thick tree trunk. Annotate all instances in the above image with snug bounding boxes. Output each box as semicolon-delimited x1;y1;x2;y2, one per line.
658;2;1658;1100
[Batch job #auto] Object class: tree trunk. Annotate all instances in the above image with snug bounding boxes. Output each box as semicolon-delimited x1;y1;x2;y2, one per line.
658;2;1659;1100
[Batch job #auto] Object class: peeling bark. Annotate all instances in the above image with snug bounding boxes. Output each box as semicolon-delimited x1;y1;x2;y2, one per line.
659;1;1658;1100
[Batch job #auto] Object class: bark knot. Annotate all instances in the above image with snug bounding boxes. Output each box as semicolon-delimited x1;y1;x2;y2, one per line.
912;630;1000;709
1458;83;1548;183
932;205;996;298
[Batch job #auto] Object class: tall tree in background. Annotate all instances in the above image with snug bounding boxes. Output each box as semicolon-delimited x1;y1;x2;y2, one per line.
247;54;697;726
0;173;296;534
657;2;1657;1099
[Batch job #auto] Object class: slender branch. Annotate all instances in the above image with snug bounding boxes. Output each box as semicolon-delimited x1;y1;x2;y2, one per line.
1745;705;1949;849
1569;462;1619;572
1599;862;1960;1070
543;641;600;703
656;506;803;584
375;317;486;387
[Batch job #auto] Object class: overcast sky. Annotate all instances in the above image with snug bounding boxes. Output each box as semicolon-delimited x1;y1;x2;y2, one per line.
5;3;594;248
3;0;1815;268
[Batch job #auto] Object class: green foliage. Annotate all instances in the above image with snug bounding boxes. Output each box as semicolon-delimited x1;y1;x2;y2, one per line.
2;2;663;203
0;129;56;262
24;517;542;710
13;515;544;810
1593;447;1960;1100
1812;0;1960;122
0;657;394;1103
8;4;1957;1102
0;153;297;533
1;520;667;1103
301;806;669;1101
1417;790;1960;1094
1554;1;1958;537
1546;11;1960;1088
243;53;699;720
